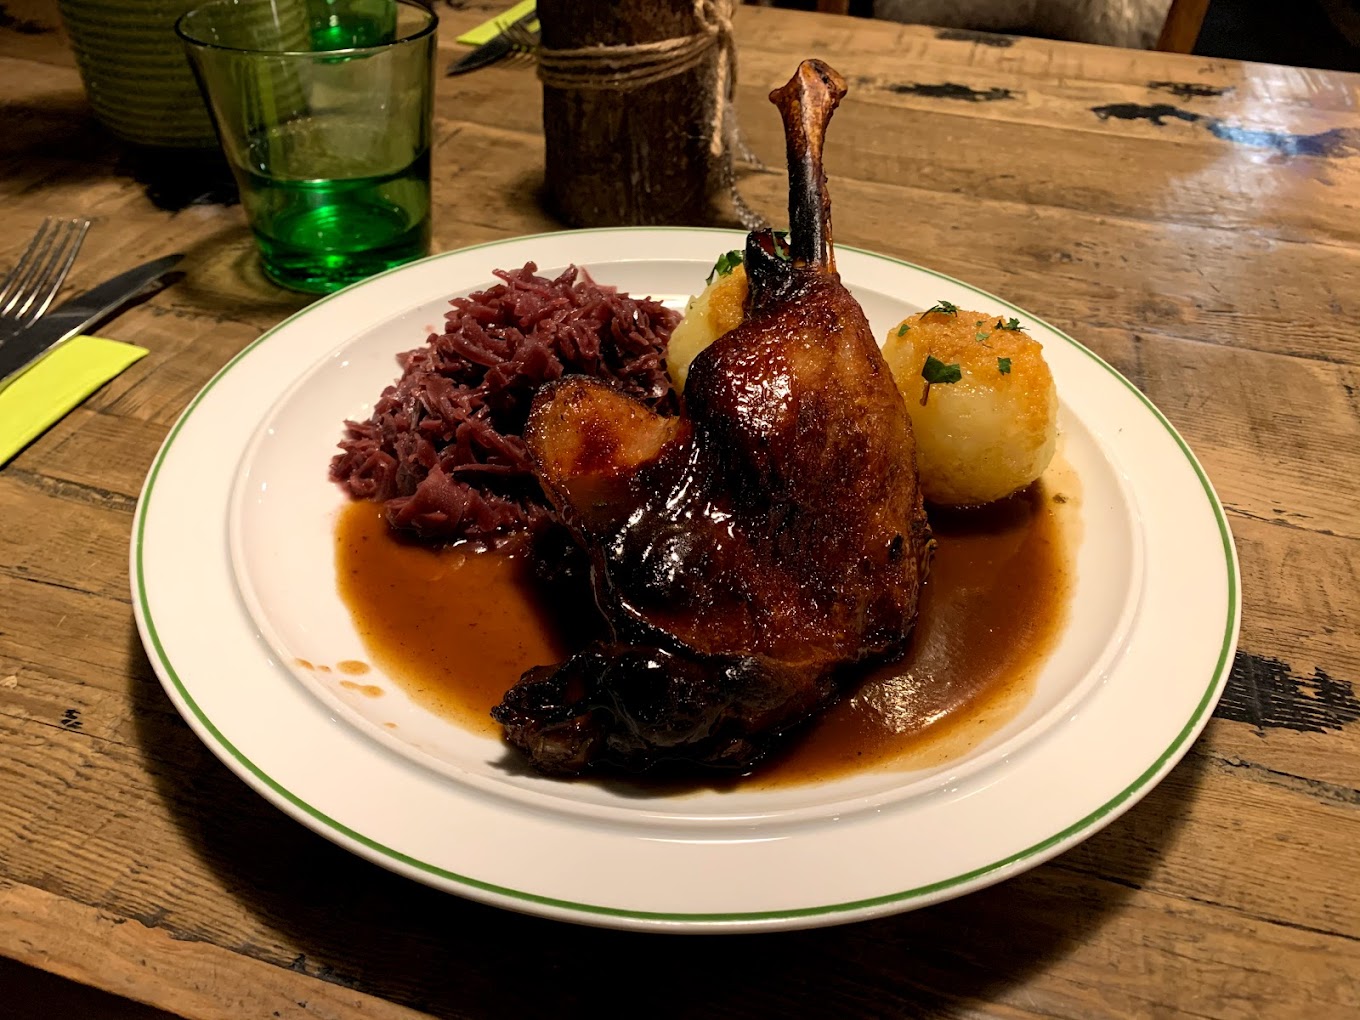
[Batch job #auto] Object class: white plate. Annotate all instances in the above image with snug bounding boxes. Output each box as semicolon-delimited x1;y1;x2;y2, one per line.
131;228;1239;932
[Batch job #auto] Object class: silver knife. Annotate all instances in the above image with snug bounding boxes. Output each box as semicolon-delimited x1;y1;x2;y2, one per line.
447;11;536;76
448;32;514;75
0;253;183;389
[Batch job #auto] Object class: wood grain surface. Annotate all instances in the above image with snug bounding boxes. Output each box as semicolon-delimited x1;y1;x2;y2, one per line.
2;1;1358;1017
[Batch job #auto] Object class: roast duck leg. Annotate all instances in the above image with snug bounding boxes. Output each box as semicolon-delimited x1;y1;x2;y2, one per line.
492;60;932;775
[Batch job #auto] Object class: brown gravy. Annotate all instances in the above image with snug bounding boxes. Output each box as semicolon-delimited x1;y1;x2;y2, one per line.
334;479;1075;787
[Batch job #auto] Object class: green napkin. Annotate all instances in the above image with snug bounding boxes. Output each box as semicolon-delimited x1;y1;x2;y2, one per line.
456;0;535;45
0;335;148;467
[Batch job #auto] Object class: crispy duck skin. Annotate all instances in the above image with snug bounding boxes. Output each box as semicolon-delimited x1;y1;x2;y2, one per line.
492;61;931;775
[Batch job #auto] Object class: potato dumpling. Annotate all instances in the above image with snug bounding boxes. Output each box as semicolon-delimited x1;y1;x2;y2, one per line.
666;258;748;391
882;303;1057;506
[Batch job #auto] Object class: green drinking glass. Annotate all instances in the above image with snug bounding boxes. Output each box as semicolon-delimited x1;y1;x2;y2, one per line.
177;0;436;294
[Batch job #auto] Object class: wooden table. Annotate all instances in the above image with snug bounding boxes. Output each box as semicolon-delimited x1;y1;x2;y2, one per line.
3;2;1359;1016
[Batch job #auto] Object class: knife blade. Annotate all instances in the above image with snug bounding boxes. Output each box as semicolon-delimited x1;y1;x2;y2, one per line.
447;31;515;75
0;253;184;389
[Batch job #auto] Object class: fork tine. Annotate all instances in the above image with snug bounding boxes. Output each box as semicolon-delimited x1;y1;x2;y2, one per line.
21;219;90;324
5;221;65;320
0;218;55;316
506;22;538;51
0;217;92;335
11;219;74;320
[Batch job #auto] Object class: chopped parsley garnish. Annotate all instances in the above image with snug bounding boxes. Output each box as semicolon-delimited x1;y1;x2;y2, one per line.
923;299;959;316
922;355;962;384
771;230;792;261
998;357;1012;375
996;317;1023;331
975;331;991;342
707;249;744;283
896;322;911;337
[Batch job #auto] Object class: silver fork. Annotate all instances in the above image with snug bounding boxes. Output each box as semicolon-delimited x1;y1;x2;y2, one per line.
504;16;539;59
0;217;92;341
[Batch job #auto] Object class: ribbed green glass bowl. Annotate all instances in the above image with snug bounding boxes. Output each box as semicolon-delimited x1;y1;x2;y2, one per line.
58;0;219;148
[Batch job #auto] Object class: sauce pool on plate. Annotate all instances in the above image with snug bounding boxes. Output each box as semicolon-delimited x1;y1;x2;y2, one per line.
333;462;1076;786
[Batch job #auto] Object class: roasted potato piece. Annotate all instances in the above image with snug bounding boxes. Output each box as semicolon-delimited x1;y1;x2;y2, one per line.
667;258;748;392
883;303;1057;506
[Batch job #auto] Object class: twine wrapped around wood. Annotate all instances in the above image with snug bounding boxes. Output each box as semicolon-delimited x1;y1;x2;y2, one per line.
536;0;767;230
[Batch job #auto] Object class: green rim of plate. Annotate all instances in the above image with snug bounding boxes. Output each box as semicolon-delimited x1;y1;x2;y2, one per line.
133;227;1239;926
